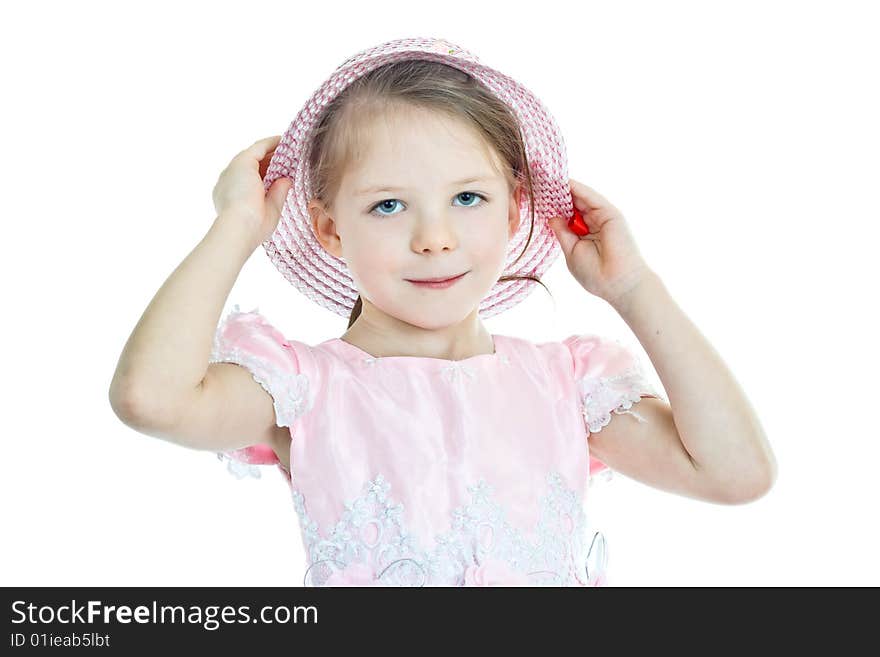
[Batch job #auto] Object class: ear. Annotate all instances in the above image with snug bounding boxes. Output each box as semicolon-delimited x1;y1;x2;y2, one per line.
308;198;343;258
508;184;523;240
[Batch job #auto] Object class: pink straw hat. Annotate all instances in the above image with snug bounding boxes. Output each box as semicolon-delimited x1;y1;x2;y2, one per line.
262;36;574;319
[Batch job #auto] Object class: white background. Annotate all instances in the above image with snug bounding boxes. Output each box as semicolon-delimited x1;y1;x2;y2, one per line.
2;0;877;586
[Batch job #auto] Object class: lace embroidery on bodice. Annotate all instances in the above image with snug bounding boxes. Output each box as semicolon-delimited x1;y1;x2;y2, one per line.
292;471;607;587
439;360;478;384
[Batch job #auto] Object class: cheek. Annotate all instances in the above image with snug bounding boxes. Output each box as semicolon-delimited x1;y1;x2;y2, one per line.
342;231;400;284
469;223;509;261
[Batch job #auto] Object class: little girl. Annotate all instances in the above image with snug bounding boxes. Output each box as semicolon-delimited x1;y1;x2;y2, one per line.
109;37;776;587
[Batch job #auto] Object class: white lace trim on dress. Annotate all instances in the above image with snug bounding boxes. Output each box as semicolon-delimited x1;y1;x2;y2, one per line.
577;366;667;434
209;305;310;478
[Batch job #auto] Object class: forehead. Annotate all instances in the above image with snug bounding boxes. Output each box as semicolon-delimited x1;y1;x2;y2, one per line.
344;106;505;185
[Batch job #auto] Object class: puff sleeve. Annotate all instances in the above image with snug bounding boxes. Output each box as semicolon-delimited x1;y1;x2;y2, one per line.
563;334;668;480
208;305;312;479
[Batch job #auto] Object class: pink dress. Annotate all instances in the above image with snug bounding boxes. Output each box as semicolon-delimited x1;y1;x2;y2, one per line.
210;305;667;587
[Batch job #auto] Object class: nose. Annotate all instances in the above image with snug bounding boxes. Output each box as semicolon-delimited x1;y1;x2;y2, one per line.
410;214;459;253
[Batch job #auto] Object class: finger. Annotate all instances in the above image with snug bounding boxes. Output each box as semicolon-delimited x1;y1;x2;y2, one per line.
240;135;283;161
250;135;282;150
568;178;611;212
251;136;284;178
266;176;293;218
549;216;580;257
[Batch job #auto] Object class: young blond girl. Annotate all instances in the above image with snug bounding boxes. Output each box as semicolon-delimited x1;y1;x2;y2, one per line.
109;37;776;587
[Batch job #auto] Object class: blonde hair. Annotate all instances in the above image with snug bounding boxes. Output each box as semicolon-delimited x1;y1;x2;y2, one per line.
305;59;551;328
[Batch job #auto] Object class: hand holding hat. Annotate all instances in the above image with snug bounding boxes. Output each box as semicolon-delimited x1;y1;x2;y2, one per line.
212;135;293;252
549;178;652;308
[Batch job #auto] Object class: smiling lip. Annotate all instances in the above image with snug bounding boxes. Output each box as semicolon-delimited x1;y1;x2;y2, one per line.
406;272;468;283
405;271;468;288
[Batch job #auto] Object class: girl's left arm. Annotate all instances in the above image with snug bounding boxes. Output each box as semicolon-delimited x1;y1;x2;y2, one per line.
609;269;778;501
549;179;777;503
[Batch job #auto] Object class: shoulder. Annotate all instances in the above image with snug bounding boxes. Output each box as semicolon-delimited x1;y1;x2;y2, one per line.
212;305;293;364
492;333;554;373
509;332;664;397
559;333;649;380
494;334;596;387
211;305;329;424
504;333;603;375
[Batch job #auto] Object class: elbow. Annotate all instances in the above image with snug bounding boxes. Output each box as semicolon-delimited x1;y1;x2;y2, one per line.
716;434;778;505
720;461;778;505
108;377;179;432
108;377;149;428
746;445;779;501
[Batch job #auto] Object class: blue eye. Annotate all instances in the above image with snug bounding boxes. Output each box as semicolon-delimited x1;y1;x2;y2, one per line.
455;192;486;208
370;199;403;216
369;192;488;217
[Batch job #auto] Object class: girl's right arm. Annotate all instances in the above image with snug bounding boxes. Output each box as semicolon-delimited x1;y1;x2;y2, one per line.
108;136;293;457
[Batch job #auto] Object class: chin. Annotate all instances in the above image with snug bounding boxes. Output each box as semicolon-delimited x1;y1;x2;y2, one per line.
404;307;477;330
374;295;478;330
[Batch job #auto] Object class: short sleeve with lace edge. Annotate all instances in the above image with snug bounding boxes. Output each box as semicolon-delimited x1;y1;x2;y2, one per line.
563;334;668;482
208;305;312;479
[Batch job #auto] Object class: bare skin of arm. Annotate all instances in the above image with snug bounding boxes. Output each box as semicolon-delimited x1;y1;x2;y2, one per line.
108;136;294;465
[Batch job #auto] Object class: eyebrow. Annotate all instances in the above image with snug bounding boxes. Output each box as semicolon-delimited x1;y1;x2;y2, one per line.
355;176;496;196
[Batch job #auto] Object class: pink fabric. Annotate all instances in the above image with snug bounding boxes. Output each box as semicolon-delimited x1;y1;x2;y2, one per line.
210;307;664;586
463;559;532;586
322;560;607;587
321;558;536;587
